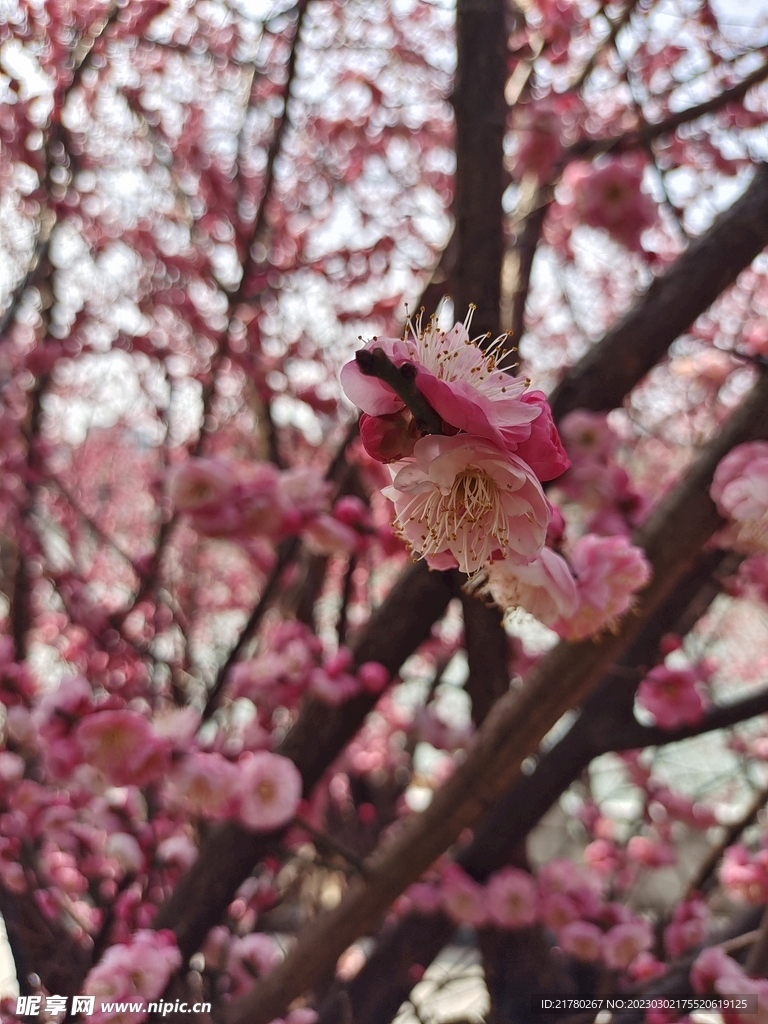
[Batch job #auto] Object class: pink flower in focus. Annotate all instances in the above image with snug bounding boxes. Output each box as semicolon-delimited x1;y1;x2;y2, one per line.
515;392;570;482
601;918;653;970
711;442;768;553
168;752;240;818
341;311;568;476
558;920;603;962
75;710;171;787
440;864;489;927
383;434;550;574
566;157;656;252
238;751;302;831
555;534;651;640
476;546;578;626
485;867;538;928
636;664;704;730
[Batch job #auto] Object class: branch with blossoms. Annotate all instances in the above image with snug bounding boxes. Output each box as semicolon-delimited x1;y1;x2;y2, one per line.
223;363;768;1023
144;165;768;990
314;551;738;1024
354;349;445;436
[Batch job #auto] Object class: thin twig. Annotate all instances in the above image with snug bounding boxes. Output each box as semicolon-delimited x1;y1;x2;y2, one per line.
354;349;444;434
202;538;301;720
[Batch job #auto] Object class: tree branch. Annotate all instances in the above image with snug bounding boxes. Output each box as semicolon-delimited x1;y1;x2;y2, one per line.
609;686;768;751
354;349;444;435
221;362;768;1024
574;55;768;160
316;550;732;1024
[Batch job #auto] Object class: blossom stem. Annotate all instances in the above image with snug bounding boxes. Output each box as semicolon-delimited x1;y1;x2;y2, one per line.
354;349;445;435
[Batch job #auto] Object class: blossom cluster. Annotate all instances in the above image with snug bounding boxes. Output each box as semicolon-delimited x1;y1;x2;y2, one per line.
170;457;372;560
720;843;768;904
341;314;651;638
401;859;661;976
691;946;768;1024
229;620;389;718
81;930;182;1024
341;311;567;575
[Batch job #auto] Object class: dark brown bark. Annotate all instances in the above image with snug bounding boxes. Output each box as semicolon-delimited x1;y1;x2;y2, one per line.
451;0;507;337
0;888;91;999
550;163;768;420
461;591;512;726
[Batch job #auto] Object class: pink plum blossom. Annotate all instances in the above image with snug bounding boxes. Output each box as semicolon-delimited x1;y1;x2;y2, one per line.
664;898;709;958
691;945;743;993
558;410;619;463
82;929;182;1023
711;442;768;553
227;932;281;992
75;710;171;787
626;834;676;867
554;534;652;640
383;434;550;574
357;661;390;694
303;513;359;556
341;311;568;478
476;545;579;626
513;103;563;182
720;844;768;903
440;864;489;927
601;918;654;970
170;458;238;516
167;752;240;818
405;882;443;914
104;833;144;876
238;751;303;831
359;410;421;463
540;891;580;931
636;665;704;730
558;920;603;961
566;157;657;252
485;867;538;928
